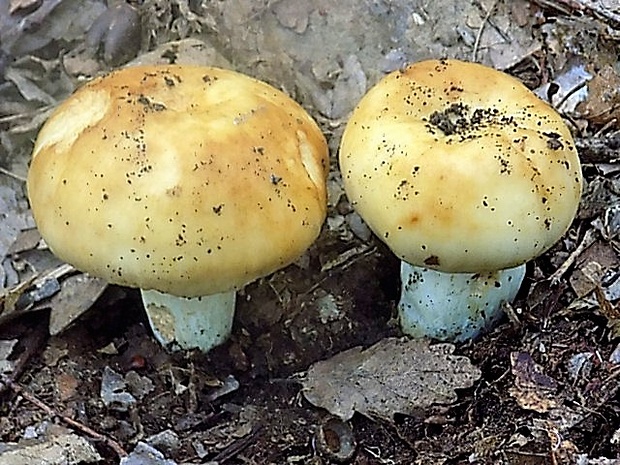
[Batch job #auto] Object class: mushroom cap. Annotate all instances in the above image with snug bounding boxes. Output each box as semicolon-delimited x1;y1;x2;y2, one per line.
339;59;582;273
28;65;328;296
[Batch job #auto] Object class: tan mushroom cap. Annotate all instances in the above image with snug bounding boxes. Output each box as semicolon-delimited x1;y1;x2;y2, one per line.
339;59;582;273
28;65;328;296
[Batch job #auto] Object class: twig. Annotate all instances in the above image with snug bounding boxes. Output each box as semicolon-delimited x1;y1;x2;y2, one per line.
2;377;128;458
592;118;618;139
549;228;597;284
472;0;499;62
553;79;588;111
0;166;27;183
531;0;620;28
0;263;77;325
210;425;262;463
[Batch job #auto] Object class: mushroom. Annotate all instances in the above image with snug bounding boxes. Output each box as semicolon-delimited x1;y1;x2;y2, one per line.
27;65;328;352
338;59;582;342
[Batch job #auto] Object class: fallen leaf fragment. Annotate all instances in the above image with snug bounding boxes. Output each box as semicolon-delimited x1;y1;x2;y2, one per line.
55;372;79;402
508;387;558;413
0;339;18;376
575;457;620;464
569;260;604;298
9;0;41;14
534;419;580;464
46;273;108;335
300;337;481;421
576;66;620;126
511;352;558;391
120;442;177;465
509;352;559;413
0;430;101;464
100;366;137;412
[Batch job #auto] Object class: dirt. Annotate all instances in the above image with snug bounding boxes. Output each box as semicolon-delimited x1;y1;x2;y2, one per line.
1;0;620;464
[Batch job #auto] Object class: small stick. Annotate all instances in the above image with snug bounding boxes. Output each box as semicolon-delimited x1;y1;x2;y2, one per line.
211;425;262;463
549;228;597;284
0;167;27;183
534;0;620;26
3;377;128;458
472;1;498;63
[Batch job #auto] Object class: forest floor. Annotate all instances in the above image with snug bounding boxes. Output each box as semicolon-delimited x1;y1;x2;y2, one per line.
1;0;620;464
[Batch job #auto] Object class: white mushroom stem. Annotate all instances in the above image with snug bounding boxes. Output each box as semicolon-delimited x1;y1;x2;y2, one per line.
398;262;526;342
141;289;236;352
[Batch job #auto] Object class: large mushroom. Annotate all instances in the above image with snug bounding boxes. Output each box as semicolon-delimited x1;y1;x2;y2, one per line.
339;59;582;342
27;65;328;352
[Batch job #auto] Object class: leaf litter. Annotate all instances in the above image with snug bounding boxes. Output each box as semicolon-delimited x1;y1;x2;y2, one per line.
301;337;481;421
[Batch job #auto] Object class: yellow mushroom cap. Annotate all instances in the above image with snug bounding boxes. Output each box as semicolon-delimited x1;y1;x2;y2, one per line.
339;59;582;273
28;65;328;296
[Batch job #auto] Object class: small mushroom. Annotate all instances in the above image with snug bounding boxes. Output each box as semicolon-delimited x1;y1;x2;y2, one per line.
27;65;328;352
339;59;582;342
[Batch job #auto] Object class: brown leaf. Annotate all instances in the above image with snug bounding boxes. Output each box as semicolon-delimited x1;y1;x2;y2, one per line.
592;286;620;339
301;338;481;421
56;372;79;402
576;66;620;126
511;352;558;391
570;261;603;298
508;387;558;413
45;274;108;335
509;352;559;413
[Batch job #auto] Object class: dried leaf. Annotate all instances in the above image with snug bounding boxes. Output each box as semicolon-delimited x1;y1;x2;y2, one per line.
509;352;558;413
9;0;40;14
1;0;104;57
0;263;86;327
0;430;102;464
465;0;542;70
0;0;63;56
0;275;38;322
576;66;620;126
45;273;108;335
4;67;57;104
0;339;18;376
511;352;558;391
101;366;137;412
0;184;29;268
301;337;481;421
592;286;620;339
7;228;41;255
569;261;604;298
120;442;176;465
508;387;558;413
204;375;239;402
535;419;580;464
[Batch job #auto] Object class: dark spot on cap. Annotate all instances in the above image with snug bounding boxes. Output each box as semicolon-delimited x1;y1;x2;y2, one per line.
202;74;218;83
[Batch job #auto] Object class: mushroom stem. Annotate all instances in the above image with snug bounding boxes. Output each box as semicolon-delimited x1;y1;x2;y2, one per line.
398;262;526;342
141;289;236;352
